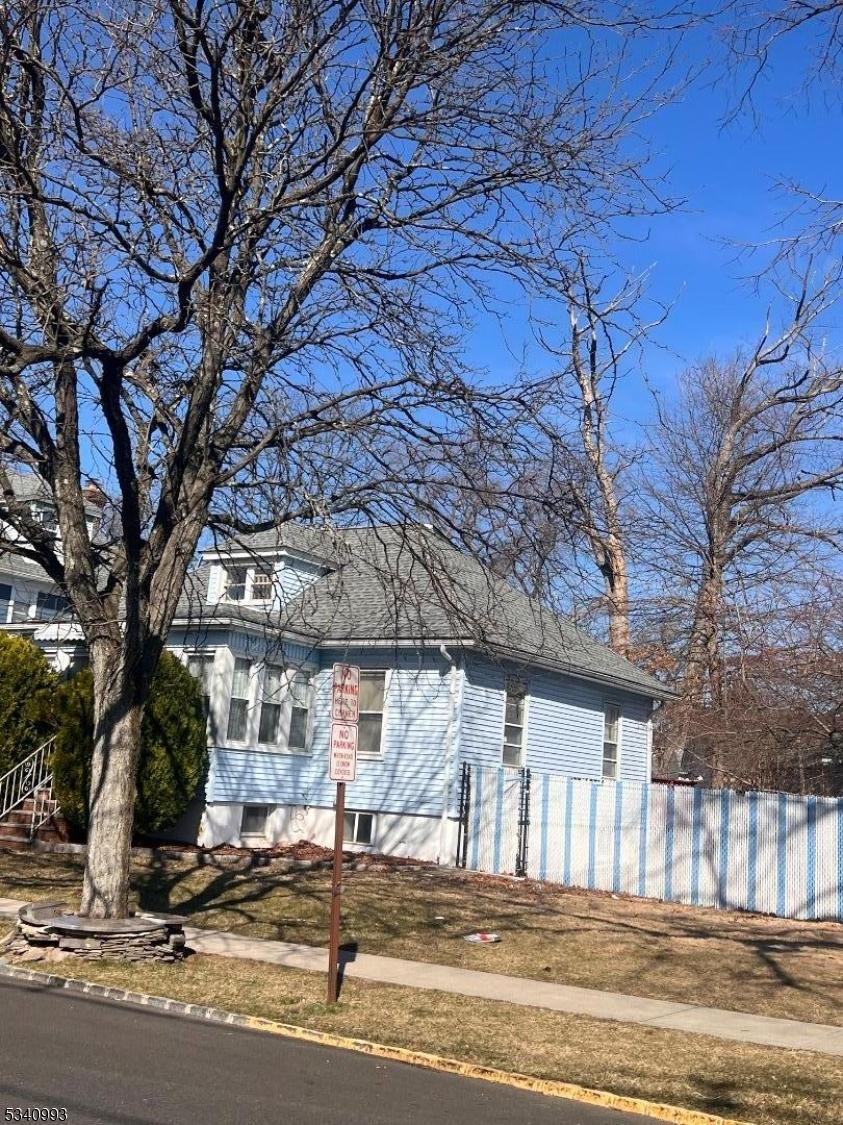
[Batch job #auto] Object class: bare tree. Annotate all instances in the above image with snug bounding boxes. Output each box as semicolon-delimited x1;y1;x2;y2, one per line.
719;2;843;266
683;571;843;793
643;275;843;781
543;265;670;655
0;1;679;916
723;0;843;108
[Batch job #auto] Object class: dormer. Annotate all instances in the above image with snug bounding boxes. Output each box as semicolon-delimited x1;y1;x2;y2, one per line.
205;540;329;610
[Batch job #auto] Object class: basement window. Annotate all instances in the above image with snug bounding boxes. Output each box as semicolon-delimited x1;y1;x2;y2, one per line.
343;810;374;846
241;805;271;838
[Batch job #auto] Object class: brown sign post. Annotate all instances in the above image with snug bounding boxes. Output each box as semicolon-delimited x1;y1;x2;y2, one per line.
327;664;359;1003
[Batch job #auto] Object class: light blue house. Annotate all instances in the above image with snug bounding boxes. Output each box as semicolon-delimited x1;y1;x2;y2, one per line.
1;506;670;862
162;525;670;861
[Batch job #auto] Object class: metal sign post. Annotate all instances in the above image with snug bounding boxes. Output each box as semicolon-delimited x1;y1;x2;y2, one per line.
327;779;346;1004
327;664;359;1004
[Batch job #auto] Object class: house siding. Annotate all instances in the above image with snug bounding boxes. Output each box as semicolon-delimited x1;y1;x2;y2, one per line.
208;646;456;817
460;655;653;783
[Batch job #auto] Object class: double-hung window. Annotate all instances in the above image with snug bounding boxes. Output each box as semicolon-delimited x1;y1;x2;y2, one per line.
258;664;284;745
250;563;275;602
502;679;527;767
187;653;215;726
224;565;248;601
36;590;70;618
227;658;252;741
602;703;621;779
357;671;386;758
287;671;311;752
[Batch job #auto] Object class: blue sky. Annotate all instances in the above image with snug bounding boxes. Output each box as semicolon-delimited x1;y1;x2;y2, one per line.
463;23;842;429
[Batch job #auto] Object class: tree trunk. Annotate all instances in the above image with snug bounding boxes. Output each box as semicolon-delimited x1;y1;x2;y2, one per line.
603;536;631;656
682;560;727;784
80;645;145;918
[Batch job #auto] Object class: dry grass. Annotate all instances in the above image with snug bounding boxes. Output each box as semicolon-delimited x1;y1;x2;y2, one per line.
15;951;843;1125
1;846;841;1027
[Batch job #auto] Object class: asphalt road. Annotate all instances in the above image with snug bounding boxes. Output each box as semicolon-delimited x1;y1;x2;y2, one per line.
0;976;658;1125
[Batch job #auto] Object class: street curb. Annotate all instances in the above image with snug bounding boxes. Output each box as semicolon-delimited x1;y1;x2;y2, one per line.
0;962;749;1125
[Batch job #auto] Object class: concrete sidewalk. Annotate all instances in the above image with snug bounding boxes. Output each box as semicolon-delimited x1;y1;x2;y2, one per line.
2;895;842;1057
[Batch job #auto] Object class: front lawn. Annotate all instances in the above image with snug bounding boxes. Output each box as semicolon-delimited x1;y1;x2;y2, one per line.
0;846;840;1027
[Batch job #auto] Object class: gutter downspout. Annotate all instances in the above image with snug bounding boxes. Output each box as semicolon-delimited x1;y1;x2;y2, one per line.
438;645;461;865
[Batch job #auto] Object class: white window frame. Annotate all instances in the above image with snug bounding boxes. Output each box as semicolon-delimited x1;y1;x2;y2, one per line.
257;662;286;748
343;809;375;848
226;657;255;744
220;560;277;605
222;563;249;603
502;677;529;768
0;581;13;625
356;670;388;760
285;669;313;755
248;562;276;603
185;650;216;736
240;804;272;841
602;701;622;780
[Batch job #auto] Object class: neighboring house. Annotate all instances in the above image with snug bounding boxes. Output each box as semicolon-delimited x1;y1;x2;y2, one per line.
1;471;101;669
0;478;672;863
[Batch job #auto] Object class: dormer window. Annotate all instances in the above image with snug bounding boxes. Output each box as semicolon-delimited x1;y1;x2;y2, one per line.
31;502;58;532
223;565;248;602
250;563;274;602
220;561;275;604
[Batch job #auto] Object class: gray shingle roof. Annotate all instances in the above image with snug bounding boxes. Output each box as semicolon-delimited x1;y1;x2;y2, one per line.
188;525;672;699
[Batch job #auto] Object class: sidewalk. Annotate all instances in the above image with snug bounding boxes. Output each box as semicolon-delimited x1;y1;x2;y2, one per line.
3;896;842;1057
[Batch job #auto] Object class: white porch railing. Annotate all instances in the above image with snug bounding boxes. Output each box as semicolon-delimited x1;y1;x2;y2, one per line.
0;737;57;827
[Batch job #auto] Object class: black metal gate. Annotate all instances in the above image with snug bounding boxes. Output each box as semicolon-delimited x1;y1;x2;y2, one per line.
456;763;532;876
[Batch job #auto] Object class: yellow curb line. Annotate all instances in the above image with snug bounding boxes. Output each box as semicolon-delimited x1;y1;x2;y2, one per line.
0;961;749;1125
234;1012;748;1125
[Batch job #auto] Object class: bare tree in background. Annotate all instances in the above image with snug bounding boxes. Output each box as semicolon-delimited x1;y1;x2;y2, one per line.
724;1;843;105
686;571;842;792
643;276;843;782
721;2;843;261
539;264;668;655
0;1;680;916
432;266;654;650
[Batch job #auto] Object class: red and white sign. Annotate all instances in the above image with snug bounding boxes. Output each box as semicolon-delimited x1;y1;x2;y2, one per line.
329;722;358;782
331;663;360;722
